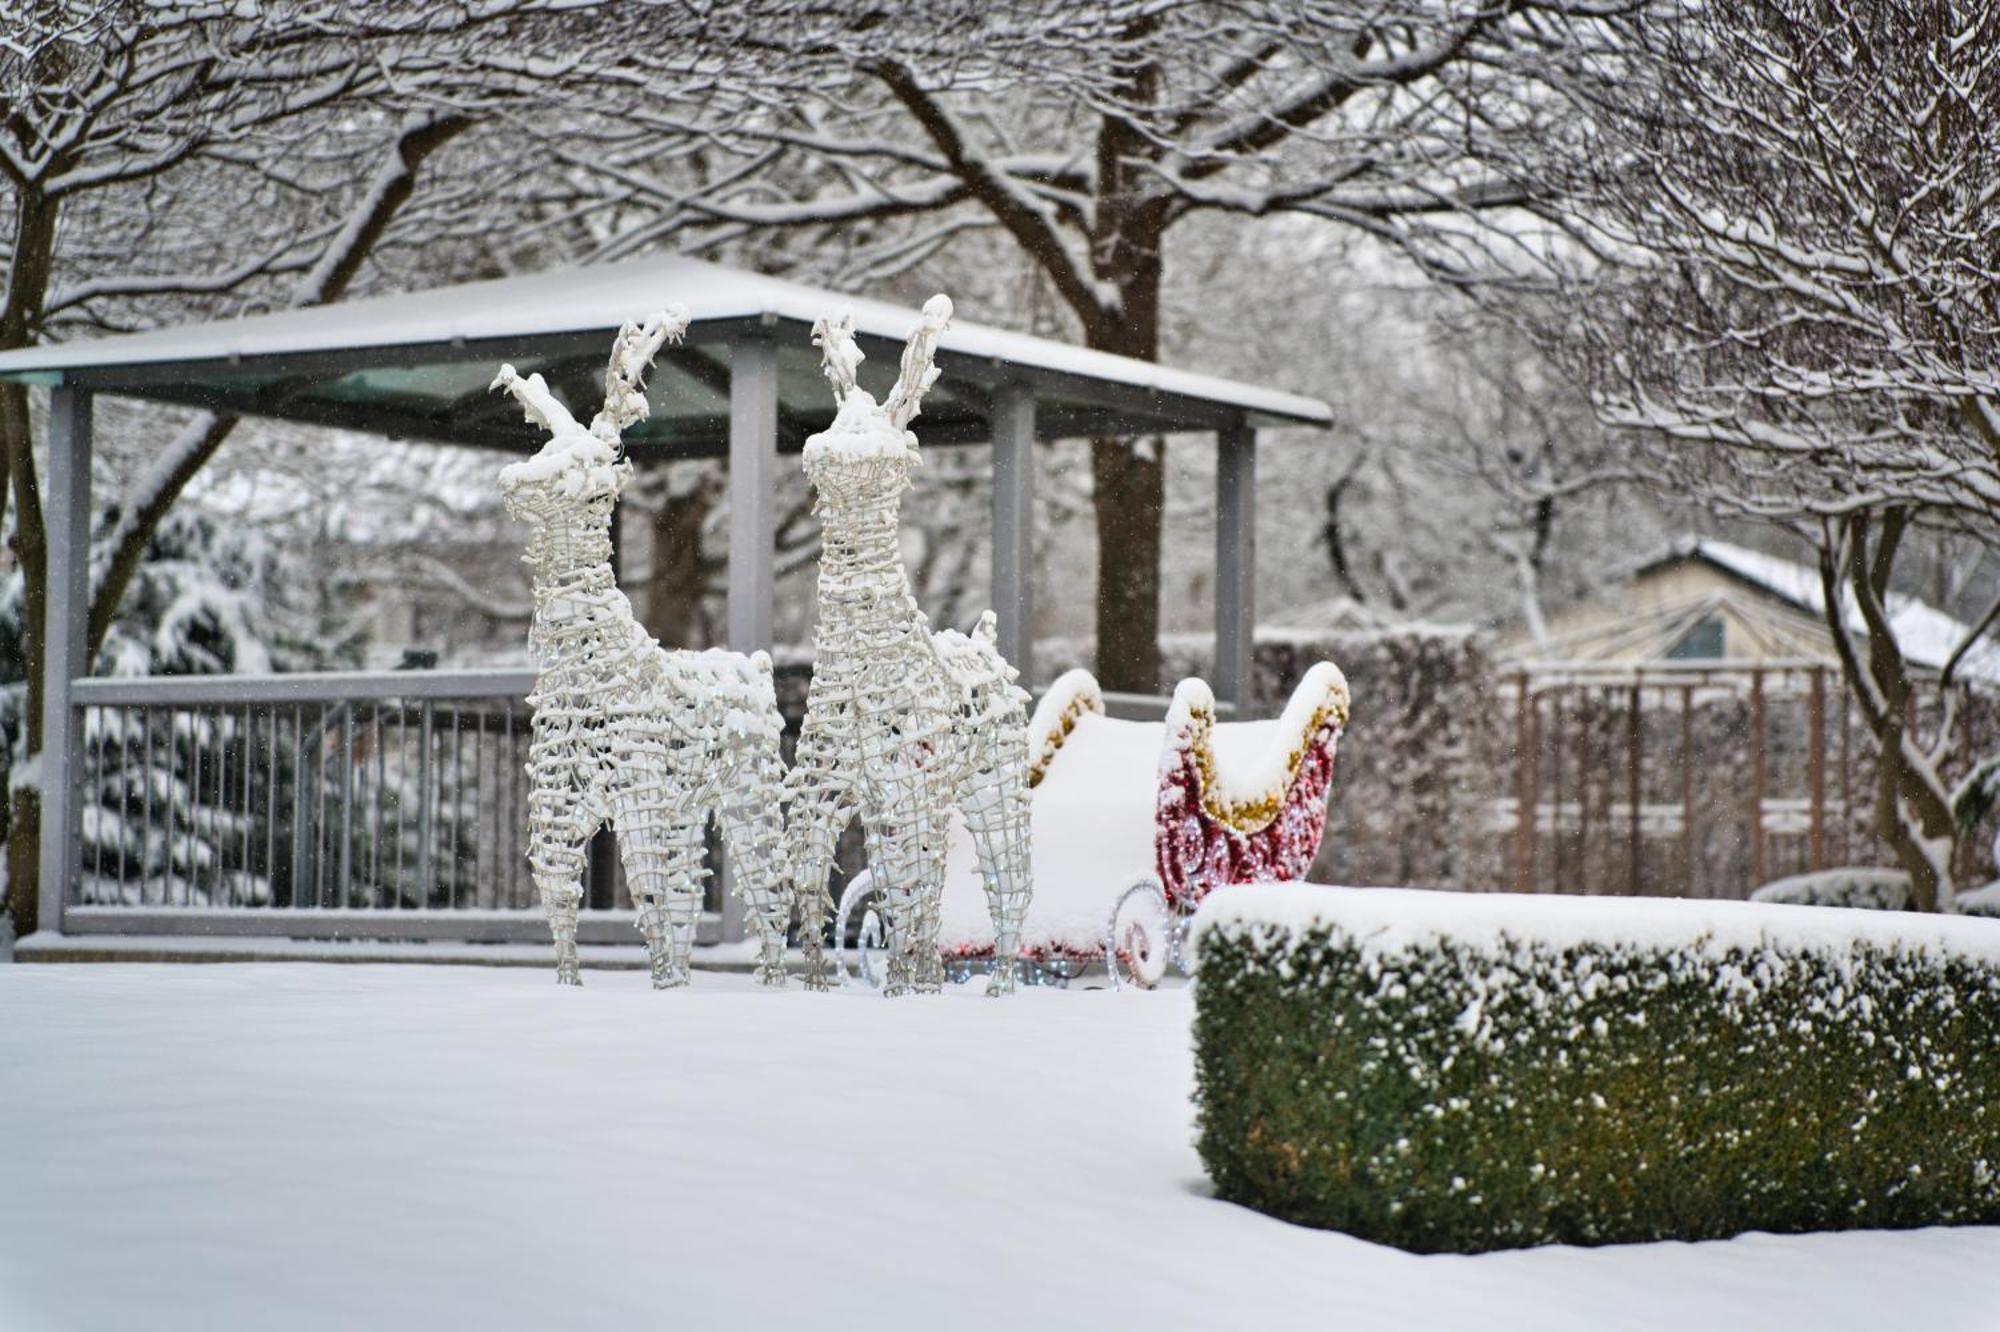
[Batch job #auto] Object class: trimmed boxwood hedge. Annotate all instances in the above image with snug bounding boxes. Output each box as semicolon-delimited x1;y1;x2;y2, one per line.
1192;885;2000;1254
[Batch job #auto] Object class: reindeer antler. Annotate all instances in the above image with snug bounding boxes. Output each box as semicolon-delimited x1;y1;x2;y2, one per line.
882;294;952;431
592;306;689;443
491;364;583;438
812;309;864;402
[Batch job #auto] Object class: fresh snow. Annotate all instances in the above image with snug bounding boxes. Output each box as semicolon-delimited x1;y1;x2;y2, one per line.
1194;881;2000;965
3;964;1997;1332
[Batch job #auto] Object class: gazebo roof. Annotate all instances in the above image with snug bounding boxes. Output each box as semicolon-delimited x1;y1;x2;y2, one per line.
0;254;1330;457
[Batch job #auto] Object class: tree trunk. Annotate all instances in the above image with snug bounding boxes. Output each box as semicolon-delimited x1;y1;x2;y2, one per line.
644;468;719;648
1083;262;1165;694
6;789;38;936
1819;511;1958;911
1872;715;1955;912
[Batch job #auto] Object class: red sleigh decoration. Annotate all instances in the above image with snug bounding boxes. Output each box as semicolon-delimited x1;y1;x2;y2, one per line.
1155;663;1350;912
836;661;1350;987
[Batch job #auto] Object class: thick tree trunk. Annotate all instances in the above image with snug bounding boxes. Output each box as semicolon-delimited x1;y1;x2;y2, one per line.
5;790;38;936
1087;436;1165;693
643;469;719;648
1083;262;1165;694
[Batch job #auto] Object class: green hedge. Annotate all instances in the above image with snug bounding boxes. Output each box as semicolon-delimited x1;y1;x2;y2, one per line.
1192;885;2000;1254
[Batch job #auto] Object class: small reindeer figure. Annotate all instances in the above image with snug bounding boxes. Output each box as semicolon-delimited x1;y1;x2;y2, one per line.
494;312;794;988
787;296;1035;995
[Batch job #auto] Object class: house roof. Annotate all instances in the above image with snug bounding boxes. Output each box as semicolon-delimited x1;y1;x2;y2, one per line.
1637;536;2000;683
0;254;1330;456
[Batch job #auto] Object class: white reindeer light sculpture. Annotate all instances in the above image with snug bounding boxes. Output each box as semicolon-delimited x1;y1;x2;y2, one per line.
787;296;1035;996
495;312;795;989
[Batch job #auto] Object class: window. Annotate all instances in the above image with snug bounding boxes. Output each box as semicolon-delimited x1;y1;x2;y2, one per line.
1667;616;1725;660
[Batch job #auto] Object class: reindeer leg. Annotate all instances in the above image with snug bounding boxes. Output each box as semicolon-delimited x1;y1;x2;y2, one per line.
527;772;592;987
785;726;852;991
718;726;793;989
618;809;707;991
955;669;1034;996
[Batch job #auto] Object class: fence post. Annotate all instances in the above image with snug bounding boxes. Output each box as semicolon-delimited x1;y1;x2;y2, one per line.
1514;674;1536;894
1627;682;1643;896
1550;690;1566;892
1681;683;1695;897
1808;667;1827;871
1749;668;1766;891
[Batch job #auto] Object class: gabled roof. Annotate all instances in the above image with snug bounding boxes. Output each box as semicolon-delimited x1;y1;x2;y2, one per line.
0;254;1329;456
1639;536;2000;682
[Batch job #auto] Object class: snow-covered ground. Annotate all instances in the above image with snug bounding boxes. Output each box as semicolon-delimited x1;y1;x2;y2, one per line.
3;964;1995;1331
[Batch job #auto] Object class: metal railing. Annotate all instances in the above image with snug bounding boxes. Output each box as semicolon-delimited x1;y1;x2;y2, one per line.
63;669;716;944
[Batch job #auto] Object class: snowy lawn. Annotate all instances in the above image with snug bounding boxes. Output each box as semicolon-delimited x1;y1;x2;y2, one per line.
3;964;1996;1331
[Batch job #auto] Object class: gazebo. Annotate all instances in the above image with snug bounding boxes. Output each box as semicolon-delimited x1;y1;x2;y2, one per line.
0;255;1330;950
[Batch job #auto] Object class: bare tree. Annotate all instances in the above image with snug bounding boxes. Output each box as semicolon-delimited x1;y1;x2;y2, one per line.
513;0;1626;691
0;2;599;932
1478;0;2000;908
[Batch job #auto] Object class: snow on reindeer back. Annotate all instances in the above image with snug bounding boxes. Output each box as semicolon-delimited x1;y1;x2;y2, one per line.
802;294;952;464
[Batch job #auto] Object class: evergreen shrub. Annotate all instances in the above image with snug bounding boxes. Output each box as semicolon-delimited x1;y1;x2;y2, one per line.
1191;884;2000;1253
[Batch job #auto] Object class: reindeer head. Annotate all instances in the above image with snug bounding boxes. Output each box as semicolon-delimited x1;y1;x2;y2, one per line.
801;295;951;509
494;308;688;533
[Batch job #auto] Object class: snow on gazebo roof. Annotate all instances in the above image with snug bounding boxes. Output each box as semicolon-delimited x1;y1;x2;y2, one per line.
0;254;1330;456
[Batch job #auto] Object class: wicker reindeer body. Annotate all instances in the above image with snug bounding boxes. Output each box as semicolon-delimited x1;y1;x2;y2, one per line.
787;297;1034;996
496;314;792;988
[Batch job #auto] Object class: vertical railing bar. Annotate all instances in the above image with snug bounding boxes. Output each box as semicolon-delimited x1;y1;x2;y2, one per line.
415;700;434;908
338;704;354;909
266;705;279;901
140;707;154;905
450;704;465;911
503;701;517;907
211;705;226;907
264;706;276;902
86;706;101;894
394;698;408;905
473;706;488;908
314;704;329;910
174;704;191;904
113;705;128;896
240;703;252;907
372;701;386;904
291;705;307;909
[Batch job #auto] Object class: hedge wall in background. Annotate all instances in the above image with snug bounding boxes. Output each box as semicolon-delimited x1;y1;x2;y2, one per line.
1192;887;2000;1253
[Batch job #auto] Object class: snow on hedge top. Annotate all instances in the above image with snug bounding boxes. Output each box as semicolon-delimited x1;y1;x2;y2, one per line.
1192;882;2000;966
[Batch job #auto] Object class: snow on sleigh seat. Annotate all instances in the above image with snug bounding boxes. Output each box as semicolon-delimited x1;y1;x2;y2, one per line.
836;662;1350;987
